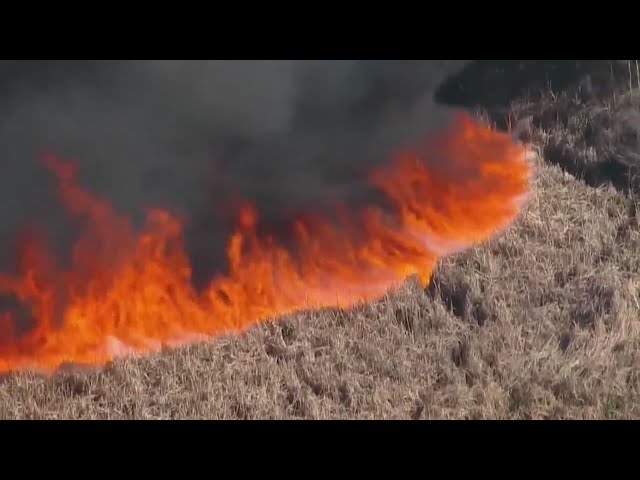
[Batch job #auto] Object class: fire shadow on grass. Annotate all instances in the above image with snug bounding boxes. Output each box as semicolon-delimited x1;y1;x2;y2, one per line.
436;60;640;192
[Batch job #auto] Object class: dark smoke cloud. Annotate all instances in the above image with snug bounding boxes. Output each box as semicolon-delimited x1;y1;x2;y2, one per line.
0;60;469;284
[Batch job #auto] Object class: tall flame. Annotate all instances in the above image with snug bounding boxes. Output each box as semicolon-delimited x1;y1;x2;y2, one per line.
0;112;532;373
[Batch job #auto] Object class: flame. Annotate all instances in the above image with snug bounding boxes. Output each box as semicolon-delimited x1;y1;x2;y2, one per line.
0;112;532;373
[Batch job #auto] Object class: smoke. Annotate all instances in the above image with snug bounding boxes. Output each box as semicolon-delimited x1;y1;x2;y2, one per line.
0;60;470;284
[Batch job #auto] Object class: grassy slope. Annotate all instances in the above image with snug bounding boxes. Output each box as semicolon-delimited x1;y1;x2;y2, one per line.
2;62;640;419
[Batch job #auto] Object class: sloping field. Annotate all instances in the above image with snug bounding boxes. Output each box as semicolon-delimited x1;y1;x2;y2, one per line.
1;61;640;419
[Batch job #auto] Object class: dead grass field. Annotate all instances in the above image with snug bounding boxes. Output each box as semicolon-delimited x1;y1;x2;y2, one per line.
2;61;640;419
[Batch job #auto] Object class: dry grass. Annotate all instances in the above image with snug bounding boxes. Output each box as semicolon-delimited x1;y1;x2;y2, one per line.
504;62;640;192
3;62;640;419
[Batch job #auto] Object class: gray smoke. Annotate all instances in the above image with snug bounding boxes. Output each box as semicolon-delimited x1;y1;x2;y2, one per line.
0;60;469;284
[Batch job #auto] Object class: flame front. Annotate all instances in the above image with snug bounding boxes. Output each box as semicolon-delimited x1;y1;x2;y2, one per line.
0;112;532;373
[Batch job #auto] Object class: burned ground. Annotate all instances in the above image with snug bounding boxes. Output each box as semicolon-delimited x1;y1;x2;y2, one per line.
1;61;640;419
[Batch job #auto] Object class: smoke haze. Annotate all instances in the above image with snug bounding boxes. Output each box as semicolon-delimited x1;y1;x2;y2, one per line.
0;60;470;284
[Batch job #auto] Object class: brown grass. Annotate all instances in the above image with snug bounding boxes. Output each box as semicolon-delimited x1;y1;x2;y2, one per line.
2;62;640;419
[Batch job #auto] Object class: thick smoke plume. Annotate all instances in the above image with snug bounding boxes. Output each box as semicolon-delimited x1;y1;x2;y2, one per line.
0;60;469;285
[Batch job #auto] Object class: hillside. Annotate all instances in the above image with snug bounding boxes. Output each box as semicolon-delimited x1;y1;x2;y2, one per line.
1;61;640;419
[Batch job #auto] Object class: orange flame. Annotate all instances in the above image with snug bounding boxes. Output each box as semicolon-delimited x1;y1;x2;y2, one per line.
0;112;532;373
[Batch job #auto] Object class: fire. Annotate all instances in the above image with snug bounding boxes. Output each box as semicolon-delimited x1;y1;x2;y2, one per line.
0;112;532;373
